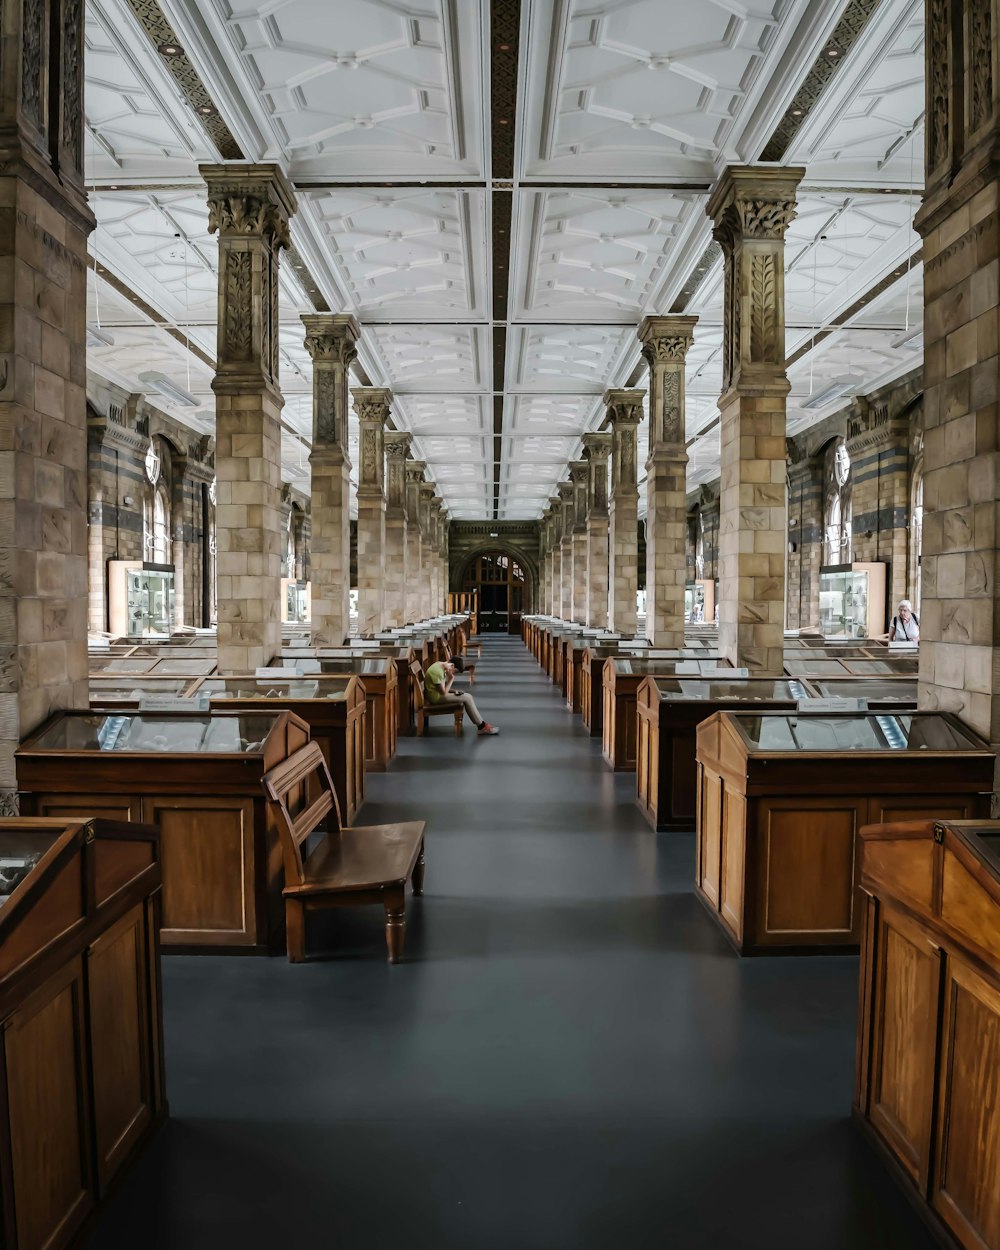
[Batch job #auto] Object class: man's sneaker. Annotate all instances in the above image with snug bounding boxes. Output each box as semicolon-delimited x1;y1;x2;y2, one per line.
477;722;499;736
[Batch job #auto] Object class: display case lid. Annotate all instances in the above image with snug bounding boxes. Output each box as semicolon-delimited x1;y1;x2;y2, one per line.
201;676;354;702
148;658;218;675
845;658;920;675
809;679;918;701
0;822;67;912
20;711;283;755
727;711;987;754
941;821;1000;877
649;678;802;701
783;658;851;675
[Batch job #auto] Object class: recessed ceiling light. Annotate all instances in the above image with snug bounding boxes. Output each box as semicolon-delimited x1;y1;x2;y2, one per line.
498;118;509;126
791;107;804;117
825;44;843;58
196;103;216;116
158;42;183;56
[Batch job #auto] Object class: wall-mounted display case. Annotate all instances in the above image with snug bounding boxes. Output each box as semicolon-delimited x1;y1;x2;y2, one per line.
695;711;993;955
108;560;175;639
281;578;311;624
684;579;715;624
818;562;887;638
0;815;165;1250
16;710;309;954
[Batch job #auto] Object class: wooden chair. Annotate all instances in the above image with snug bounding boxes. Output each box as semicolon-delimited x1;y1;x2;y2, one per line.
262;742;425;963
410;660;464;736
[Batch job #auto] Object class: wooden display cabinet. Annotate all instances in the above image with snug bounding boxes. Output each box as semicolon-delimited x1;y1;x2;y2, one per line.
564;633;607;710
580;645;624;737
0;815;165;1250
694;711;994;955
855;817;1000;1250
603;656;732;771
17;711;309;954
199;675;366;826
280;655;397;772
636;677;804;831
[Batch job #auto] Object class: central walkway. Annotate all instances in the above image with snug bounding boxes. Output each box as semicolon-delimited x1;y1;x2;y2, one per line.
89;636;936;1249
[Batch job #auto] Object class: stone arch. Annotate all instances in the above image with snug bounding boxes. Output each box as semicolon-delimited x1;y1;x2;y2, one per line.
455;540;538;612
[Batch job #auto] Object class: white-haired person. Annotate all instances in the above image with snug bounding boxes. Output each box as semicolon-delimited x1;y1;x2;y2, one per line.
888;599;920;643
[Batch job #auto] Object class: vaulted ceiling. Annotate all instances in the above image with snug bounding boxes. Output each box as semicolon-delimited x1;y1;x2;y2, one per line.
84;0;924;519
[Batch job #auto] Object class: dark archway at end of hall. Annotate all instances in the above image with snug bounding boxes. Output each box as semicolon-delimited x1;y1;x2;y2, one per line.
459;548;531;634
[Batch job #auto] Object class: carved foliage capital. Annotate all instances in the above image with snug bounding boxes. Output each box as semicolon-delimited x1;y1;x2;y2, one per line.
206;191;291;249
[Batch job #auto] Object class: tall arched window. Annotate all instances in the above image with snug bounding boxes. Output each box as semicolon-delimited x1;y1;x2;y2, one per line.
823;438;853;565
152;486;170;563
912;470;923;612
462;550;527;632
142;436;172;564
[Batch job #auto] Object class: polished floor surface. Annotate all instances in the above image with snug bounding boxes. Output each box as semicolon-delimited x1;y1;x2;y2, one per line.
89;635;936;1250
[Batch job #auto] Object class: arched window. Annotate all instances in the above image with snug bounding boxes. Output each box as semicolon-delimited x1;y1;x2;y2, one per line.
462;550;527;632
823;438;852;565
912;470;923;612
152;485;170;563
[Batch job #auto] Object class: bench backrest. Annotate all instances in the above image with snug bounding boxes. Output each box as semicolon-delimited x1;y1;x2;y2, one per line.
410;660;427;713
262;742;343;886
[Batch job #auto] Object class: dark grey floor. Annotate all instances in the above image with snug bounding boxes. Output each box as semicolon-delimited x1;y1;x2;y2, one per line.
88;634;936;1250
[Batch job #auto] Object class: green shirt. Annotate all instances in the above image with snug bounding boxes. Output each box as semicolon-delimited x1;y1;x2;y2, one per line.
425;662;447;704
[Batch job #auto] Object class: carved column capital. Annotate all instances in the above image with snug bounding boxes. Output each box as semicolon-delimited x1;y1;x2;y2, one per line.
384;431;412;513
352;386;391;494
569;459;589;531
583;431;612;517
639;315;697;452
605;388;644;496
706;165;804;398
302;313;359;455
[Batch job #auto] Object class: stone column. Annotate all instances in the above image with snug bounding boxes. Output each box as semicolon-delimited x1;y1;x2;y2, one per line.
437;503;449;612
352;387;390;635
418;482;436;621
302;314;358;646
382;430;411;628
606;390;643;636
786;446;824;632
428;498;443;615
707;165;804;673
915;3;1000;805
583;432;612;628
546;497;561;615
405;461;426;624
639;316;698;647
557;483;575;620
202;164;295;672
539;507;553;614
0;1;93;808
569;460;589;622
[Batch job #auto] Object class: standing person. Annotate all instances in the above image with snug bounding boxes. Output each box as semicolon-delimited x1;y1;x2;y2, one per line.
425;660;499;735
888;599;920;642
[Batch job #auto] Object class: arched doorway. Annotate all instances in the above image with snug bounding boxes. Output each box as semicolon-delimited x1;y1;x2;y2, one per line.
462;550;527;633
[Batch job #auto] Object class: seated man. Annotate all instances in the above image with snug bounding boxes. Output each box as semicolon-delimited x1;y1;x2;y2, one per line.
424;660;498;735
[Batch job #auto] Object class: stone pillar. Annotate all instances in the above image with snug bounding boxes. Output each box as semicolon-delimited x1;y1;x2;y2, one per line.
606;390;643;636
546;497;561;615
0;0;93;807
786;447;824;632
437;503;449;612
915;2;1000;804
302;314;359;646
540;507;553;615
428;498;443;615
383;430;411;628
707;165;804;673
569;461;589;622
405;461;426;624
583;432;612;628
639;316;698;647
418;483;436;621
202;164;295;672
352;387;390;635
557;483;575;620
169;453;190;630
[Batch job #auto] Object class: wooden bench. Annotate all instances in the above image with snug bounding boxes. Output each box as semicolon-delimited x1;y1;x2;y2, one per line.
410;660;464;736
262;742;425;963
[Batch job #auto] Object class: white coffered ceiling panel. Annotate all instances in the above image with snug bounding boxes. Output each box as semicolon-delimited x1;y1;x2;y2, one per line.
509;325;634;394
519;0;812;181
366;325;487;394
305;188;487;320
204;0;485;178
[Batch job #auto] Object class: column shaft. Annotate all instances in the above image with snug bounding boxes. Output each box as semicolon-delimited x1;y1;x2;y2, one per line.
606;391;643;636
353;387;390;635
383;432;411;629
405;463;426;624
583;432;612;629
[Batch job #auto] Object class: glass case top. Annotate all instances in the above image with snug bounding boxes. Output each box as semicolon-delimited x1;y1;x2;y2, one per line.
784;658;851;676
27;713;278;754
848;658;919;675
89;678;192;700
0;827;63;907
809;679;918;701
148;658;217;675
730;712;983;753
201;678;349;702
651;678;800;701
947;822;1000;874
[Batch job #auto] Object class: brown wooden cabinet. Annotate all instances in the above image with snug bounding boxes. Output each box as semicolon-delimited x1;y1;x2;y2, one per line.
0;816;165;1250
17;711;309;954
200;675;366;824
695;712;994;955
280;656;397;771
856;818;1000;1250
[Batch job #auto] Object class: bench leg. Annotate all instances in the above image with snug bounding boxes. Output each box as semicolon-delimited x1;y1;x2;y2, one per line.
384;888;406;963
412;842;425;896
286;899;306;963
454;710;463;737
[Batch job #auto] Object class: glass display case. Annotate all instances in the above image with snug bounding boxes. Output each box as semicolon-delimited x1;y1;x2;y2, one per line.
636;677;802;832
17;710;309;953
275;655;398;771
108;560;175;639
805;678;918;707
695;710;993;955
818;562;886;638
281;578;311;624
0;816;165;1246
684;579;715;624
88;676;201;710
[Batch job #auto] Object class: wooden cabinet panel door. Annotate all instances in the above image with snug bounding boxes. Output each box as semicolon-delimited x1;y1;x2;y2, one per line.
4;959;93;1250
142;796;257;946
869;906;941;1191
34;794;140;823
720;790;745;941
87;904;154;1191
932;959;1000;1250
698;770;723;909
869;795;978;826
